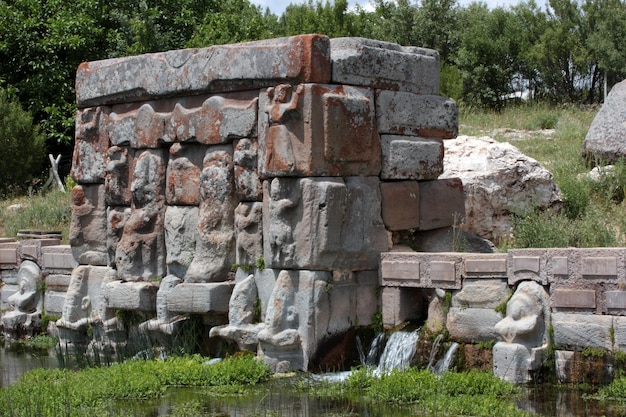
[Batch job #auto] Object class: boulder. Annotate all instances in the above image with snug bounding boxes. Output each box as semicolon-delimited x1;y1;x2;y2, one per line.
441;136;562;241
583;79;626;163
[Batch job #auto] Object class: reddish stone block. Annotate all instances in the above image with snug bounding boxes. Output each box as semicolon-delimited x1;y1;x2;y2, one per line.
380;181;420;231
234;139;262;201
418;178;465;230
259;84;380;177
76;35;331;107
166;143;206;205
71;107;109;183
105;145;132;206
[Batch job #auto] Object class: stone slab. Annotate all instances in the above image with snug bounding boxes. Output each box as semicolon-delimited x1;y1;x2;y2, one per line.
76;35;331;107
507;249;548;285
607;291;626;312
258;83;380;178
330;38;440;95
167;282;234;314
45;274;72;291
612;316;626;351
42;245;78;273
380;252;462;289
381;286;423;327
418;178;465;230
380;135;443;180
102;281;158;311
446;307;502;342
552;289;596;310
552;312;613;350
44;291;68;317
463;253;508;278
0;244;18;268
376;90;457;139
451;278;510;309
380;181;420;231
72;107;109;183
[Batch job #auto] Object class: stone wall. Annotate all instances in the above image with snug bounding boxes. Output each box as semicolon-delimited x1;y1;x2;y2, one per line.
381;248;626;382
59;34;462;371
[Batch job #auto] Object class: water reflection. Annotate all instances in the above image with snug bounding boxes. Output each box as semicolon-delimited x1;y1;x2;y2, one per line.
0;346;57;387
0;346;622;416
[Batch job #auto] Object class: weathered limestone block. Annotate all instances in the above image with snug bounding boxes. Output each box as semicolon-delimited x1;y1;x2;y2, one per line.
115;149;166;281
507;249;548;286
234;202;263;267
258;83;380;177
380;135;443;180
166;281;234;315
106;93;259;149
381;286;423;327
612;316;626;351
42;245;78;274
104;145;132;206
101;280;158;311
463;253;508;278
0;242;18;270
263;177;390;271
552;312;613;350
451;279;510;309
185;147;237;282
379;252;462;290
446;307;502;342
330;38;440;95
70;184;108;266
442;136;562;241
418;178;465;230
166;143;205;205
44;274;72;317
107;207;130;269
76;35;331;107
380;181;420;231
1;260;43;337
258;270;331;371
376;91;457;138
583;79;626;163
210;274;265;351
138;275;184;335
18;238;61;266
548;248;625;286
164;206;198;278
493;343;543;383
56;265;116;351
72;107;109;183
234;138;262;201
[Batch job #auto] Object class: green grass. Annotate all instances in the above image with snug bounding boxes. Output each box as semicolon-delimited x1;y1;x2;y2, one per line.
0;354;272;417
461;103;626;249
313;367;531;417
0;188;71;243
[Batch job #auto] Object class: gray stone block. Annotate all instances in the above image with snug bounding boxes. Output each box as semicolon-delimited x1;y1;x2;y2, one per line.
376;91;457;138
380;135;443;180
167;282;234;314
330;37;439;94
76;35;331;107
552;312;613;350
446;307;502;342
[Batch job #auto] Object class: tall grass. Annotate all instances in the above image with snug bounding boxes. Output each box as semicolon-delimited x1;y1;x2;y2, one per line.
0;354;272;417
0;189;71;242
461;103;626;249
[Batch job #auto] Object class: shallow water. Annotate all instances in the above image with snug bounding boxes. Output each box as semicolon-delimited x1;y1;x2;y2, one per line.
0;347;624;416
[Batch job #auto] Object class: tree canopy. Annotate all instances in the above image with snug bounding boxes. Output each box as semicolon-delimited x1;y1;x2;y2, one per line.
0;0;624;186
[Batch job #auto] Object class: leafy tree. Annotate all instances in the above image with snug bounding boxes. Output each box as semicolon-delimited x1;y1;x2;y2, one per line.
278;0;356;38
583;0;626;92
456;4;522;108
0;88;45;193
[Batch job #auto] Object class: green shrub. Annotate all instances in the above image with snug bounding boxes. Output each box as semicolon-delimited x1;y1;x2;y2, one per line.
0;88;45;194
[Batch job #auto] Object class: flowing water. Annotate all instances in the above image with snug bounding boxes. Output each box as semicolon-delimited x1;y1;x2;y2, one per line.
374;329;420;375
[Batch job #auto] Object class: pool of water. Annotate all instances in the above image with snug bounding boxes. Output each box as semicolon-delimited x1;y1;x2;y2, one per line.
0;347;623;416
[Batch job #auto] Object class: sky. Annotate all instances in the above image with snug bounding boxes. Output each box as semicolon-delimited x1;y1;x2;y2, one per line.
251;0;549;16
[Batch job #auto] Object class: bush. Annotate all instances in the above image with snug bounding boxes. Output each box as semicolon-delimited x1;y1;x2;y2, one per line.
0;88;45;194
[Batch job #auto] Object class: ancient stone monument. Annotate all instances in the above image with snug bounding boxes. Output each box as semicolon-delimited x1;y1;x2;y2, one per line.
61;34;461;371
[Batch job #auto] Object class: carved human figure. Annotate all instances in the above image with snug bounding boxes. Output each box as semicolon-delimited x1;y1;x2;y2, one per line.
2;260;43;336
7;261;41;315
264;84;304;172
139;275;183;334
115;150;166;281
258;270;300;347
266;178;300;267
494;281;548;349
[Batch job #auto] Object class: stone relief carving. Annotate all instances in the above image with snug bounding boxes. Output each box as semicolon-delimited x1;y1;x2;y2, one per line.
1;260;43;336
